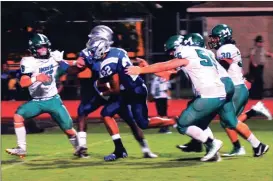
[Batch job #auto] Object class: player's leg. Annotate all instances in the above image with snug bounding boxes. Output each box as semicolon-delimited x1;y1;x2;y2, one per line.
222;84;248;156
176;97;204;153
219;94;269;157
236;84;272;121
177;97;225;162
45;95;79;155
100;97;128;161
6;100;42;158
118;104;157;158
76;95;105;157
157;98;172;134
128;87;176;129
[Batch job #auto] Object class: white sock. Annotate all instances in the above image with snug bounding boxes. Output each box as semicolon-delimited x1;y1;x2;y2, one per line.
69;135;78;149
141;139;150;153
112;134;121;140
186;126;208;143
77;131;87;147
204;127;214;139
247;133;260;148
15;127;26;151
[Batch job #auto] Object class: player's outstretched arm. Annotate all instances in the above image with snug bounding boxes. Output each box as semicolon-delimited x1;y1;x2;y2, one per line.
126;58;189;75
136;57;177;80
58;57;87;75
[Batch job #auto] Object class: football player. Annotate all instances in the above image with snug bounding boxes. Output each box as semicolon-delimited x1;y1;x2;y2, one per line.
176;33;269;158
66;25;157;160
208;24;272;156
126;34;269;161
85;36;177;133
5;33;79;158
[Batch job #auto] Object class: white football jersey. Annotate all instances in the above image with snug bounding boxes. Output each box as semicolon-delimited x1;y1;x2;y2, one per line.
207;50;229;78
20;56;59;99
216;44;244;85
174;45;226;98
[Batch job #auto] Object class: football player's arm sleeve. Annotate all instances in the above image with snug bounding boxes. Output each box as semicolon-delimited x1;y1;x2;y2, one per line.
139;58;189;74
60;57;87;75
19;60;35;88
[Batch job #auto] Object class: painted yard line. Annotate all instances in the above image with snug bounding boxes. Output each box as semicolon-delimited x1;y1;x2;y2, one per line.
2;137;119;171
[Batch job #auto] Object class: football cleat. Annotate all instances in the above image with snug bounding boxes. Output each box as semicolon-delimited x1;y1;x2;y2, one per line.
211;152;222;162
201;139;223;162
74;146;90;158
252;101;272;120
104;151;128;161
6;146;26;159
176;139;203;153
253;143;269;157
222;146;246;157
143;151;158;158
158;127;172;134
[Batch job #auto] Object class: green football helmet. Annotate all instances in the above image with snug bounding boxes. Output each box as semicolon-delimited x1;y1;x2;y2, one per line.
29;33;51;58
208;24;233;49
164;35;184;55
182;33;205;48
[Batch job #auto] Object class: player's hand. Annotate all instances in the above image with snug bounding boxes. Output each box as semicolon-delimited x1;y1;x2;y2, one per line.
51;50;64;62
36;73;51;83
156;71;171;81
76;57;86;69
125;66;142;75
136;57;149;67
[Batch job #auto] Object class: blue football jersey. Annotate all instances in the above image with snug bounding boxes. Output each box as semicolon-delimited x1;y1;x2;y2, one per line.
78;48;103;97
99;47;144;91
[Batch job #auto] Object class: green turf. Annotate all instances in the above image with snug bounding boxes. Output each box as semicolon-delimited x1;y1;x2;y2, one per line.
2;120;273;181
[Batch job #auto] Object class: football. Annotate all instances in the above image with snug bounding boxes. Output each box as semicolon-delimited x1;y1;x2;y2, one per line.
96;79;111;92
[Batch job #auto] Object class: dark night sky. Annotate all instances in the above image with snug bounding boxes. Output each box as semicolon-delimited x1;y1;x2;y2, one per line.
1;1;204;60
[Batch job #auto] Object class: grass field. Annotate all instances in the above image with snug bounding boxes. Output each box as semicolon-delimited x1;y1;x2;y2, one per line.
2;120;273;181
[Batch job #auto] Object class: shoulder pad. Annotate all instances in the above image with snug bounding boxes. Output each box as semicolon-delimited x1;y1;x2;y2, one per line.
175;45;194;59
20;57;35;74
217;44;239;59
21;56;35;63
108;47;127;58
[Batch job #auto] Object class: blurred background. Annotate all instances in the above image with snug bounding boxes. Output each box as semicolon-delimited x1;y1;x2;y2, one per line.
2;1;273;101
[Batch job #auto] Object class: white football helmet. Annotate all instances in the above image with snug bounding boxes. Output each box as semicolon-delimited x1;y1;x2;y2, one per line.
88;25;114;45
86;36;111;60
